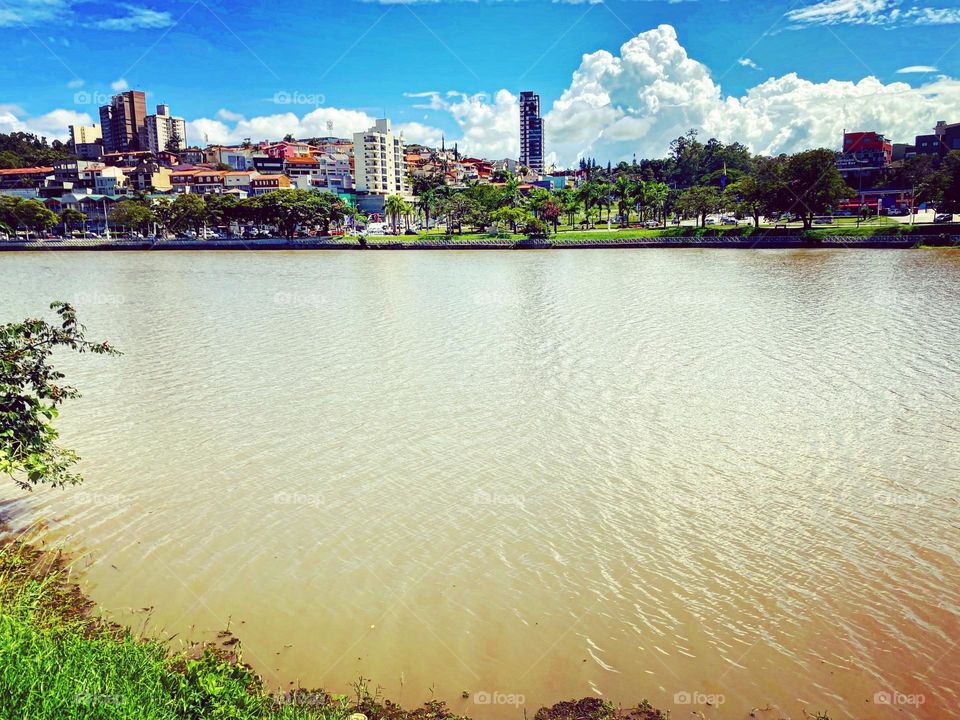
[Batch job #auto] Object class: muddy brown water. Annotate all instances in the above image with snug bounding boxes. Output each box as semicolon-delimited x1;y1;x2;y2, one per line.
2;249;958;719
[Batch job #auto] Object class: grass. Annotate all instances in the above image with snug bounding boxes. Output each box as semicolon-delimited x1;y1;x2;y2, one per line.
369;223;958;244
0;539;466;720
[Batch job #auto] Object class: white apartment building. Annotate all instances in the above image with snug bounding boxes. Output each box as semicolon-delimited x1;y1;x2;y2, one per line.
141;104;187;153
352;119;409;197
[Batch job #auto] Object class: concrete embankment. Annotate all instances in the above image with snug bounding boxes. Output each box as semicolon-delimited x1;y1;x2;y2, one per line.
0;234;958;251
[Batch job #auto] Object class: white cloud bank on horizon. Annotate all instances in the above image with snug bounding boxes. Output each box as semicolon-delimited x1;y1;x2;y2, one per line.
6;24;960;167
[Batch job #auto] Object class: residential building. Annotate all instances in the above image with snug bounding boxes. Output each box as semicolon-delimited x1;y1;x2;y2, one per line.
915;120;960;160
127;161;172;192
93;165;128;195
252;154;285;174
250;174;291;195
352;118;409;197
519;91;544;176
211;146;258;170
223;170;259;196
170;169;225;194
141;104;187;153
99;91;147;153
179;147;206;164
69;124;103;160
0;166;54;191
262;140;314;159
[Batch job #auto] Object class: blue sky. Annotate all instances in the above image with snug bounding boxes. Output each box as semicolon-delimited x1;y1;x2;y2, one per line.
2;0;960;165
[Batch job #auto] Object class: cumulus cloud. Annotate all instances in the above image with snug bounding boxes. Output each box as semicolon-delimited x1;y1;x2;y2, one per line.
405;89;520;159
785;0;960;27
738;57;761;70
0;107;94;141
185;107;443;148
111;78;128;91
392;25;958;166
91;5;174;30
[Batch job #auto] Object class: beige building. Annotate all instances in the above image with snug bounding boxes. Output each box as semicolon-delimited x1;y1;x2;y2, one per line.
353;119;409;197
69;123;103;159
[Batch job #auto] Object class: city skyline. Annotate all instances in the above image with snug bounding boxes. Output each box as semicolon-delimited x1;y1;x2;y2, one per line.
1;1;960;166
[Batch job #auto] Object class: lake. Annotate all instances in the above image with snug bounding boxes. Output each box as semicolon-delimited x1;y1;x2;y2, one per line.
2;249;958;720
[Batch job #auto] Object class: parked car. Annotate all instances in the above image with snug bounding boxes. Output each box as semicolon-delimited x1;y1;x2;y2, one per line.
934;213;953;223
720;216;738;226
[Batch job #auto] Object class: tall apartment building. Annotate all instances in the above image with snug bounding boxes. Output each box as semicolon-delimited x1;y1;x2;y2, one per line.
99;90;147;153
68;123;103;160
352;119;409;196
519;91;544;176
141;104;187;153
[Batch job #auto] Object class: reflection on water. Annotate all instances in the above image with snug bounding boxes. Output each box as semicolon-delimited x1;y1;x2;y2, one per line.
2;249;959;720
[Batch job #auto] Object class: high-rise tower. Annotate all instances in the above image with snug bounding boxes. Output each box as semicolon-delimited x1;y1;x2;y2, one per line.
519;91;544;175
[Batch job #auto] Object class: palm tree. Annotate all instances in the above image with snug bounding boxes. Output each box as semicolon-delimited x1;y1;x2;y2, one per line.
500;174;522;209
416;187;438;233
385;194;407;235
647;182;670;226
613;175;635;226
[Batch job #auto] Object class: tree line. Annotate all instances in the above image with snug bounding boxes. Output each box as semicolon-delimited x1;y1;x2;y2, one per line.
0;190;358;239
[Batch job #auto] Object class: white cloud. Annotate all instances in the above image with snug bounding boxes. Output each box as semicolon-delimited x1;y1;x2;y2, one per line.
185;107;444;148
0;108;93;141
67;78;85;89
392;25;958;166
0;0;69;27
91;5;174;30
738;57;761;70
405;89;520;159
111;78;128;91
896;65;938;73
785;0;960;27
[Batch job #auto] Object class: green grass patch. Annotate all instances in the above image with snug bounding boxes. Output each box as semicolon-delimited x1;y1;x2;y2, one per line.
0;540;464;720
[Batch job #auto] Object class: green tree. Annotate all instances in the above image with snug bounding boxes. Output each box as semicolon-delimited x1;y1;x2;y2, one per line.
385;194;409;234
59;208;87;235
204;194;239;231
170;194;209;236
14;199;58;238
784;149;854;229
918;151;960;214
109;200;156;235
612;175;635;226
729;156;787;227
676;186;721;227
1;302;119;489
